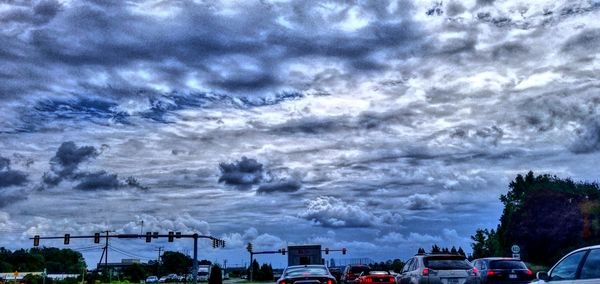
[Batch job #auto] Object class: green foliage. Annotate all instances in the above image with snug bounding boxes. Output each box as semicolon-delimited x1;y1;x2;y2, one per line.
208;265;222;284
160;251;192;275
471;171;600;265
122;263;146;283
0;247;85;273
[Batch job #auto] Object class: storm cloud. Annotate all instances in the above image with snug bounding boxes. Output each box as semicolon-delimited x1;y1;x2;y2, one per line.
218;157;264;189
0;155;28;188
0;0;599;266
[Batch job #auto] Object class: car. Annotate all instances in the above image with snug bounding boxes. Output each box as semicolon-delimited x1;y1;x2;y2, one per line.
329;267;342;282
397;254;480;284
472;258;534;284
277;265;337;284
159;276;169;283
356;270;395;284
533;244;600;283
146;276;159;284
342;265;371;284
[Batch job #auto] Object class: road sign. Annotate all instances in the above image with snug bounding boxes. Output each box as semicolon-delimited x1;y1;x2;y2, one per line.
511;245;520;254
512;253;520;260
13;271;18;277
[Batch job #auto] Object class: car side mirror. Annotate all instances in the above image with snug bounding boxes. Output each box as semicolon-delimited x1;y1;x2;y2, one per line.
537;271;549;281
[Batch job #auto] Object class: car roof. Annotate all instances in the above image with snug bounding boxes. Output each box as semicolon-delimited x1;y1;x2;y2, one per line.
569;245;600;254
474;257;523;261
287;265;327;269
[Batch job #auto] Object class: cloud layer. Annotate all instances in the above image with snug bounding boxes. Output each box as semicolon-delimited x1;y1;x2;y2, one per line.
0;0;599;266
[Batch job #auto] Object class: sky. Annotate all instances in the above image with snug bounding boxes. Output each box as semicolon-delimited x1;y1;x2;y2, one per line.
1;0;600;269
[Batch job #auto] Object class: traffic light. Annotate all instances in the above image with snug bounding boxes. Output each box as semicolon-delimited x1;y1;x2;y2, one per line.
33;235;40;247
153;232;159;239
281;248;286;255
175;232;182;239
222;240;226;248
342;248;347;255
64;234;70;245
247;242;253;253
94;233;100;244
212;239;217;248
146;232;152;242
168;232;174;242
325;248;329;254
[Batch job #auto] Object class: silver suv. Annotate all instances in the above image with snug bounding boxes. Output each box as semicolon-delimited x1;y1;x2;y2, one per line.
397;254;480;284
534;245;600;283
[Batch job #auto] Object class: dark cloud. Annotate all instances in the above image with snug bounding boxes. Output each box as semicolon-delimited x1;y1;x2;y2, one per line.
0;155;29;188
74;171;120;190
43;141;98;185
218;157;264;189
570;119;600;154
562;28;600;56
257;179;302;194
42;141;146;190
0;169;28;188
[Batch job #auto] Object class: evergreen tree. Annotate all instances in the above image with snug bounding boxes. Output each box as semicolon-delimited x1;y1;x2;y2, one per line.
450;247;457;255
209;265;222;284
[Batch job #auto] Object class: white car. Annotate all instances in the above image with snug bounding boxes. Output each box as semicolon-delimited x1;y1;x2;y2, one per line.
534;244;600;283
397;254;480;284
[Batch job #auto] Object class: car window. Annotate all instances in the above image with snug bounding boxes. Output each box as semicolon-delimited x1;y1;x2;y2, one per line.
580;249;600;279
411;258;419;271
423;256;472;270
550;250;587;281
489;260;527;269
403;259;413;273
285;267;329;277
351;266;370;274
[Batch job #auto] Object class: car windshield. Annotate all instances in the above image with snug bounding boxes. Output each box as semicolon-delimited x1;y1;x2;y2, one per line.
489;260;527;269
424;256;473;270
285;267;329;277
198;272;209;276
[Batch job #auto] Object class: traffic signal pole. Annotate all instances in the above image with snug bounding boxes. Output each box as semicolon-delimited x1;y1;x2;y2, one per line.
31;232;225;284
193;234;198;284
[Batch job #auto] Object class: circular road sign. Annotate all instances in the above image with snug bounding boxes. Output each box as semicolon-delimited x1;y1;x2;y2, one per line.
511;245;520;254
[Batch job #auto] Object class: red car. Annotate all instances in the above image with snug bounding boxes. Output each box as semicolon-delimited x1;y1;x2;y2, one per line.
355;271;395;284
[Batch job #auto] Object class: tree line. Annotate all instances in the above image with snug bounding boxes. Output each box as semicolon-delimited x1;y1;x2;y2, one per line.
470;171;600;265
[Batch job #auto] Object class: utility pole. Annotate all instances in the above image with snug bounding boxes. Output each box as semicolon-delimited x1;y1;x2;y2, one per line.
155;246;164;277
155;246;164;263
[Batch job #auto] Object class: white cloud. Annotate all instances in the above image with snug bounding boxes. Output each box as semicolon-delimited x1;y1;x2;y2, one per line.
299;196;402;228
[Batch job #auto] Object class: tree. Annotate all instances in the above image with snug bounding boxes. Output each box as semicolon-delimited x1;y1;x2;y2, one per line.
471;171;600;265
161;251;192;275
258;263;273;281
209;265;222;284
123;263;147;283
431;245;441;254
417;248;426;254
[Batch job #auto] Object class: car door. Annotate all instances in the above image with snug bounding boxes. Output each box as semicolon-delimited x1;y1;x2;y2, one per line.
399;258;413;284
546;250;588;284
576;249;600;283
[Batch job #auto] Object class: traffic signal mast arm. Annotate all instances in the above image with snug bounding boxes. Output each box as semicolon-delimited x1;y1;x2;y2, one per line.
30;232;226;247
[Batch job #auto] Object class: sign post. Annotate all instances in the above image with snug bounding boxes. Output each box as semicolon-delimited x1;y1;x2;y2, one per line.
511;245;521;260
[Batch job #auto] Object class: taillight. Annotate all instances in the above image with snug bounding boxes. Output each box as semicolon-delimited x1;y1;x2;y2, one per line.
327;280;334;284
389;277;395;283
280;281;286;284
471;267;478;276
526;270;533;275
422;268;429;276
365;278;372;283
487;270;495;276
